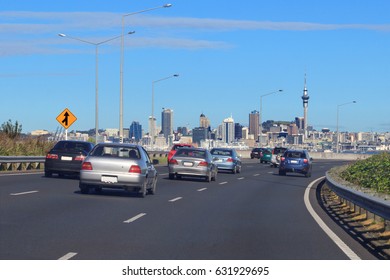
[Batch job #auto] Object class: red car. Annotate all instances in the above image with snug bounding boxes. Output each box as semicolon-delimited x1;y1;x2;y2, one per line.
167;143;193;163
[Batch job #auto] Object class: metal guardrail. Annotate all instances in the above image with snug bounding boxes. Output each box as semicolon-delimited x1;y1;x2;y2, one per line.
0;152;169;172
325;171;390;223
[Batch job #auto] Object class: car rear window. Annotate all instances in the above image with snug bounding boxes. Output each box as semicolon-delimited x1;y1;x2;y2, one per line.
53;141;92;153
263;150;271;155
175;149;206;159
91;145;140;159
211;149;232;156
173;144;191;151
285;151;306;159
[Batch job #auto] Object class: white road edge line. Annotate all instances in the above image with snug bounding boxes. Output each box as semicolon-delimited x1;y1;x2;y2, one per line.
123;213;147;223
58;252;78;260
169;197;183;202
197;188;207;192
304;176;361;260
10;190;39;196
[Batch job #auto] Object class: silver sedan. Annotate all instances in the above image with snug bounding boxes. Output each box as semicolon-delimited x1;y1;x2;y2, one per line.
79;143;157;197
210;148;242;174
168;147;217;182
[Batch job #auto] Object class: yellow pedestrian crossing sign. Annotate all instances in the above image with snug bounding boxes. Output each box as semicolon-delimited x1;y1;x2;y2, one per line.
56;108;77;129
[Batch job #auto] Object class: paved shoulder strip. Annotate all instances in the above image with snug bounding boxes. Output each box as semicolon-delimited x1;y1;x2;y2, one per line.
304;176;361;260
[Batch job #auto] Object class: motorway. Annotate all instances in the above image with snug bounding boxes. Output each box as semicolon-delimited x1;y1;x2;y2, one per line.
0;159;378;260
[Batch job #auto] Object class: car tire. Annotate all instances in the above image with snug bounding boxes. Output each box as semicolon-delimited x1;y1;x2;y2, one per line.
237;166;241;173
79;183;89;194
169;173;175;180
139;181;147;198
205;173;211;182
212;171;217;181
279;170;286;176
148;177;157;195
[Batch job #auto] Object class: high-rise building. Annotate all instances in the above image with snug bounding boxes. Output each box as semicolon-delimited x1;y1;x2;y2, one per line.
200;113;210;128
129;121;142;142
249;110;259;138
222;116;235;144
192;127;207;145
235;123;243;140
162;108;173;142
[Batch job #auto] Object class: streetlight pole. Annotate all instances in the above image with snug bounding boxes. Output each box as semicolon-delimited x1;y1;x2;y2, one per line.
259;89;283;144
119;3;172;143
336;101;356;153
151;74;179;146
59;32;134;144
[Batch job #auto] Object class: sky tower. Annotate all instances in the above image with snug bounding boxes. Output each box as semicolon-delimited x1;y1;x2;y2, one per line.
302;74;310;139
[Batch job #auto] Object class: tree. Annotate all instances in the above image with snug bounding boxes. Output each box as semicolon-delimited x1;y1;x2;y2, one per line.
0;119;22;139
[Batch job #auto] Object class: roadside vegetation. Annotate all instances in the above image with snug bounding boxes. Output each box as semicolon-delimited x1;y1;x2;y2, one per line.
0;120;54;156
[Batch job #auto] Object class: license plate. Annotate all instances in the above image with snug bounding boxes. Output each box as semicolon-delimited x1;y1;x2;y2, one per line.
183;162;194;167
290;160;298;164
61;156;72;161
101;176;118;183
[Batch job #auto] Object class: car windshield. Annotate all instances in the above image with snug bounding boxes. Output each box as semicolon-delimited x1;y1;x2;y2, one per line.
91;145;140;159
175;149;206;159
285;151;305;159
211;149;232;156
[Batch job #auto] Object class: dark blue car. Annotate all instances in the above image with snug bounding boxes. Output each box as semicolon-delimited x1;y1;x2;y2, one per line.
278;149;313;177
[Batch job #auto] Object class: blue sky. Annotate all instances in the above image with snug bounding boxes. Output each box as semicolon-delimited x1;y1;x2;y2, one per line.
1;0;389;134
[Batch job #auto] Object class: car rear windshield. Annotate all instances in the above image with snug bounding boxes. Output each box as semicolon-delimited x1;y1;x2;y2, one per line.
263;150;271;154
211;149;232;156
285;151;306;159
53;141;92;153
173;145;191;151
175;149;206;159
91;145;140;159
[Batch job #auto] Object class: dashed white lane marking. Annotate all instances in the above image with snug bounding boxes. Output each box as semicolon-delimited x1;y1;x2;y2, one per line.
10;190;39;196
304;176;360;260
123;213;147;223
169;197;183;202
237;177;245;180
197;188;207;192
58;252;78;260
219;181;228;185
160;173;168;176
253;174;260;176
267;172;274;174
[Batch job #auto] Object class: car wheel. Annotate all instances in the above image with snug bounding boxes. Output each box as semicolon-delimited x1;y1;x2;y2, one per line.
205;173;211;182
169;173;175;180
139;181;147;198
232;167;236;174
212;171;217;181
237;165;241;173
279;170;286;176
148;177;157;195
79;183;89;194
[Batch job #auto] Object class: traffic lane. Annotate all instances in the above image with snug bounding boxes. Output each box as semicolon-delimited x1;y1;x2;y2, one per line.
68;163;348;259
0;160;351;260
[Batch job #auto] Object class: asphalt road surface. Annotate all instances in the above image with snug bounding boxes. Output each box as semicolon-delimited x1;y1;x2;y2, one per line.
0;159;378;260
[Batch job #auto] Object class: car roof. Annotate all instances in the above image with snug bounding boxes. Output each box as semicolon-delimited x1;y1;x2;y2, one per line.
95;143;140;148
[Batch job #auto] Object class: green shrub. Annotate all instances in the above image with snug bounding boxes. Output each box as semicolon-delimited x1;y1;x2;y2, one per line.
340;153;390;194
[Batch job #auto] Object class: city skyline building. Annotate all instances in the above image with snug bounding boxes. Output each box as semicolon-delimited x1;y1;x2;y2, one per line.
162;108;173;142
249;110;259;139
129;121;142;143
222;116;235;144
200;113;210;128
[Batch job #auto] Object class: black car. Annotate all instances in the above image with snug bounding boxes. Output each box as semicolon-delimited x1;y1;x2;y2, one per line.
278;149;313;177
44;140;94;177
250;148;263;159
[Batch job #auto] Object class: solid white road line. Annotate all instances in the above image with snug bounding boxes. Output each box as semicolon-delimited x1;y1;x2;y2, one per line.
0;172;43;177
58;252;78;260
10;190;38;196
304;176;361;260
197;188;207;192
123;213;147;223
169;197;183;202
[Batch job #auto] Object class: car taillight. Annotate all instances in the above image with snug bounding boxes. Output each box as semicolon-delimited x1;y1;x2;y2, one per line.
129;165;141;174
169;159;178;165
303;159;308;164
168;151;175;159
74;155;86;161
46;153;58;159
281;157;285;162
81;162;93;170
227;158;233;162
199;161;208;167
